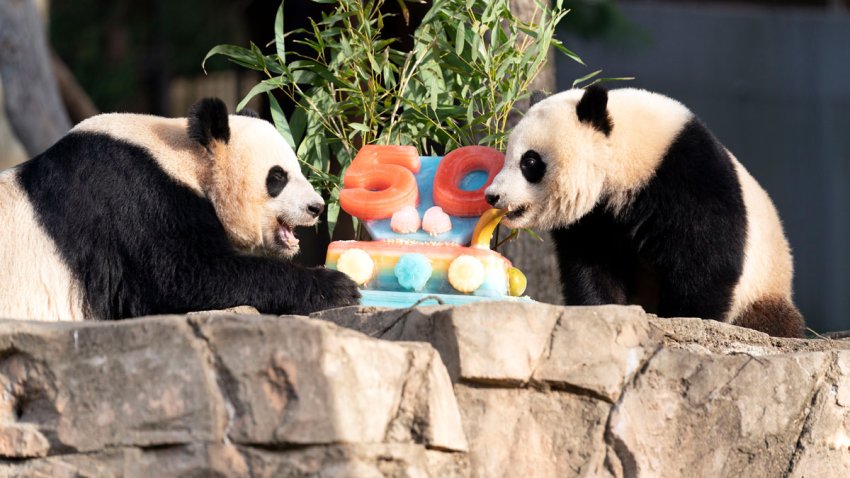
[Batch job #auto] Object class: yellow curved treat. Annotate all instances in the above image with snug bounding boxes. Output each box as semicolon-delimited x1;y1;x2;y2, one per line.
448;255;485;293
336;248;375;285
508;267;527;297
470;208;507;249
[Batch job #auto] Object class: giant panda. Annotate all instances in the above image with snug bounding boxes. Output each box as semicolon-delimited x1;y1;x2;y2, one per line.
485;86;804;338
0;98;359;321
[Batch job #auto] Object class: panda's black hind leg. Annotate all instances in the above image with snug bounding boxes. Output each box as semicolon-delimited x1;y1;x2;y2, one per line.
734;298;805;338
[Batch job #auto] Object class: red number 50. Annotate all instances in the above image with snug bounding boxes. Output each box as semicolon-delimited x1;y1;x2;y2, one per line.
339;144;504;220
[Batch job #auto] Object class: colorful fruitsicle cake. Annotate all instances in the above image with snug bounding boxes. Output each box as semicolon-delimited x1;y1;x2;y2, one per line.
325;144;530;308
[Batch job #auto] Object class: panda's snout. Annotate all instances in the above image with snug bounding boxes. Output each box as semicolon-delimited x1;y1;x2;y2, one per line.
485;193;501;208
306;201;325;218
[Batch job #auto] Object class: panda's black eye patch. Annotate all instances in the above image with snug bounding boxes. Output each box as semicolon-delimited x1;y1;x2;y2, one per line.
266;166;289;197
520;150;546;184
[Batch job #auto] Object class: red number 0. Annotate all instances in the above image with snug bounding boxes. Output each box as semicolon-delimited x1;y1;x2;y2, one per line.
339;145;421;221
433;146;505;216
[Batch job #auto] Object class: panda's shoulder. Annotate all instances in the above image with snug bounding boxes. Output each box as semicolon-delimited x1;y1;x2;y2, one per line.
67;112;206;193
608;88;691;117
72;113;186;145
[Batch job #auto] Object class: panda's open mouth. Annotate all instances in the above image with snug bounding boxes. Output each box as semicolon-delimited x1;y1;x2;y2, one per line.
505;204;529;221
275;218;300;250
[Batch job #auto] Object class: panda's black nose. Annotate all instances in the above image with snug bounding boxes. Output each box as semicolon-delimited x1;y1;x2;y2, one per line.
306;202;325;218
485;193;500;207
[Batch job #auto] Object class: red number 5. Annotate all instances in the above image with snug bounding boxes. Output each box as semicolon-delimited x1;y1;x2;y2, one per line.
339;145;421;221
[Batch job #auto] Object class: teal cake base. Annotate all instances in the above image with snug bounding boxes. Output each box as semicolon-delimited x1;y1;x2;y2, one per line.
360;289;533;309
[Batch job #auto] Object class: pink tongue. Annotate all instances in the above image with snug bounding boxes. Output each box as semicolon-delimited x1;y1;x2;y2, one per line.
279;226;298;245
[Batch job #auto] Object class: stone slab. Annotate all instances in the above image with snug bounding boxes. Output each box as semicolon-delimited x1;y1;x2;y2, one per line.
190;313;467;452
454;385;610;478
0;316;225;454
607;348;830;477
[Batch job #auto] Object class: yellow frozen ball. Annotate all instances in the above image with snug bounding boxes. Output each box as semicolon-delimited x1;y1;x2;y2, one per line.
508;267;527;297
336;248;375;285
448;255;485;293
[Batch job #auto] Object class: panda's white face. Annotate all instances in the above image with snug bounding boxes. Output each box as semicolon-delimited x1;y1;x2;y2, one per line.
486;89;612;230
211;116;324;259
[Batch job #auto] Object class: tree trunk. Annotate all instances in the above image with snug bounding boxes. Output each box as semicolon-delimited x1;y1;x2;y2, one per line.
0;76;28;169
499;0;564;305
0;0;71;157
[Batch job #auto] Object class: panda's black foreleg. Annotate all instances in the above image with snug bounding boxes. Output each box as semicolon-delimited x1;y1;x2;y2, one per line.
140;254;360;318
226;256;361;316
551;206;634;306
640;227;742;322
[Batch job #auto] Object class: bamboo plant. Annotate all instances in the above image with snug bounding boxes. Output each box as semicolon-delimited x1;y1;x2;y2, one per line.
204;0;611;235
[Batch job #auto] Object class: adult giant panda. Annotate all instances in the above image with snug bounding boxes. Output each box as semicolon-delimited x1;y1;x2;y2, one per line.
485;86;804;337
0;98;359;321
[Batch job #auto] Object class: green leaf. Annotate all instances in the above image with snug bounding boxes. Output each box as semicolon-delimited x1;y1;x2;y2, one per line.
349;122;371;133
289;106;308;147
236;77;283;112
267;92;295;148
553;41;585;66
521;228;545;242
395;0;410;25
582;76;636;88
249;42;267;71
326;200;340;238
455;23;465;56
572;69;602;89
202;44;262;74
274;2;286;62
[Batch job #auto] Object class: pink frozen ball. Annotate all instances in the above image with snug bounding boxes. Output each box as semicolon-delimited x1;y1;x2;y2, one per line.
390;206;421;234
422;206;452;235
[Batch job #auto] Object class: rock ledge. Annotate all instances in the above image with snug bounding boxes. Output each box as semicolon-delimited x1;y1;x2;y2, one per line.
0;302;846;477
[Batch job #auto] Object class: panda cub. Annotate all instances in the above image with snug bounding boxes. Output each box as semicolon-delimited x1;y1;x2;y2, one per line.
485;86;804;338
0;98;359;321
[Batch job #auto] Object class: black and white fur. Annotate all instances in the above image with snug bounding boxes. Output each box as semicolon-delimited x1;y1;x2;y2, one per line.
0;98;359;321
486;86;804;337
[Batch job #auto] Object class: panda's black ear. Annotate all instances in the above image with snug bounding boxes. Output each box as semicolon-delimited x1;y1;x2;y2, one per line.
576;85;613;136
188;98;230;148
236;108;260;118
529;90;549;107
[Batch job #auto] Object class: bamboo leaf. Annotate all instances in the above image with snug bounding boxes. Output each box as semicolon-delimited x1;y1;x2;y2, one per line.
553;41;585;66
236;77;284;112
274;2;286;62
395;0;410;25
455;23;465;56
289;106;308;147
349;122;371;133
572;69;602;89
267;92;295;148
202;44;262;74
521;228;545;242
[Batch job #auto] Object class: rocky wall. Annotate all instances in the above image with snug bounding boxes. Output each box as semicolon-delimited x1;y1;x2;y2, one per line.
0;302;847;477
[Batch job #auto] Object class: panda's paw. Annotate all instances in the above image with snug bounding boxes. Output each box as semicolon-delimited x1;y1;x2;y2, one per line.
309;267;361;311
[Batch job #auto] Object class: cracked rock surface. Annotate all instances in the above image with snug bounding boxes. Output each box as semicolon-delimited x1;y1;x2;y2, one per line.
314;301;850;478
0;313;466;477
1;302;847;477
